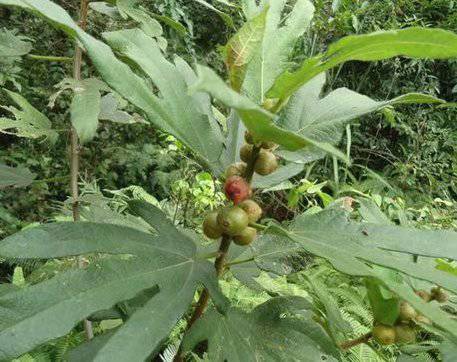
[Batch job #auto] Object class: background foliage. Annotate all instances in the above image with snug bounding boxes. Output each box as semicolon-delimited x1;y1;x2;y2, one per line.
1;0;456;361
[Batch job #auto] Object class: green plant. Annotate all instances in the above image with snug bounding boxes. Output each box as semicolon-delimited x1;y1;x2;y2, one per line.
1;0;457;361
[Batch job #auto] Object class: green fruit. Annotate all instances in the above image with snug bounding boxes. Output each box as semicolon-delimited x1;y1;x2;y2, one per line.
244;131;254;144
226;162;247;178
239;199;262;223
261;141;276;149
217;206;249;236
415;315;432;325
415;290;432;302
372;324;396;345
431;287;449;303
399;301;417;322
254;150;278;176
203;211;223;239
240;144;253;163
233;226;257;246
395;325;416;344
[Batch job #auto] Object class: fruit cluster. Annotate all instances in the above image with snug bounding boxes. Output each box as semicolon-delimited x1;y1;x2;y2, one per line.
372;287;449;345
202;132;278;246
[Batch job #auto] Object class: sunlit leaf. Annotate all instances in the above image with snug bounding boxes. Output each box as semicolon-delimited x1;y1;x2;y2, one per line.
268;27;457;103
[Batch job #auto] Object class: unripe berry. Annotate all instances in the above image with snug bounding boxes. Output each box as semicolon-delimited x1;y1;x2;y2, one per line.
225;162;247;178
224;176;251;204
244;131;254;145
217;206;249;236
399;301;417;322
239;199;262;223
372;324;396;345
415;315;432;325
203;211;223;239
431;287;449;303
395;325;416;344
260;140;276;149
233;226;257;246
254;149;278;176
240;144;253;163
415;290;432;302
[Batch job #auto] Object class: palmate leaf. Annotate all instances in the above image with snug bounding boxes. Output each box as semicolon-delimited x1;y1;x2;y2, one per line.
70;78;107;143
242;0;315;103
0;89;57;142
191;65;349;163
245;208;457;341
277;73;446;162
268;27;457;103
0;28;32;57
0;0;224;173
101;28;224;172
0;163;36;189
182;296;341;362
225;6;267;92
0;201;227;361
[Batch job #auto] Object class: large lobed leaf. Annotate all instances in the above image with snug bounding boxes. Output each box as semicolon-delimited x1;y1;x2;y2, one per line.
0;0;224;173
242;0;315;103
277;73;446;162
0;89;57;142
243;207;457;341
0;28;32;57
225;5;267;91
0;163;36;189
0;201;227;361
268;27;457;103
191;65;349;162
182;296;341;361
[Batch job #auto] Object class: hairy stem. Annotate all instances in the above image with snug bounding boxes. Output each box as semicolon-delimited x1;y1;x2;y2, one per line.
71;0;93;341
339;332;372;350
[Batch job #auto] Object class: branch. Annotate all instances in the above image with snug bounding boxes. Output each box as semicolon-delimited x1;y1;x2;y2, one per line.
339;332;372;350
174;146;261;361
70;0;93;341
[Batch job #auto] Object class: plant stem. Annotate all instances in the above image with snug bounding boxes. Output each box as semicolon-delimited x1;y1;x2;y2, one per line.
27;54;73;62
175;146;261;360
71;0;93;341
174;235;231;361
244;145;261;184
339;332;372;350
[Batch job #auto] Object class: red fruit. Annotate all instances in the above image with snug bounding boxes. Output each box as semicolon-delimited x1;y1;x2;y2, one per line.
224;176;251;204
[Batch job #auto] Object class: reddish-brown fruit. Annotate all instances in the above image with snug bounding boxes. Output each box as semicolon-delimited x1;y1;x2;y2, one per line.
225;162;247;178
254;149;278;176
240;144;253;163
203;211;223;239
217;206;249;236
233;226;257;246
239;199;262;223
225;176;251;204
244;131;254;145
415;290;432;302
372;324;396;345
395;325;416;344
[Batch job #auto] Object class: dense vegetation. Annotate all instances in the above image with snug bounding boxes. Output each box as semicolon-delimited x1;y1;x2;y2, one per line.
1;0;457;361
